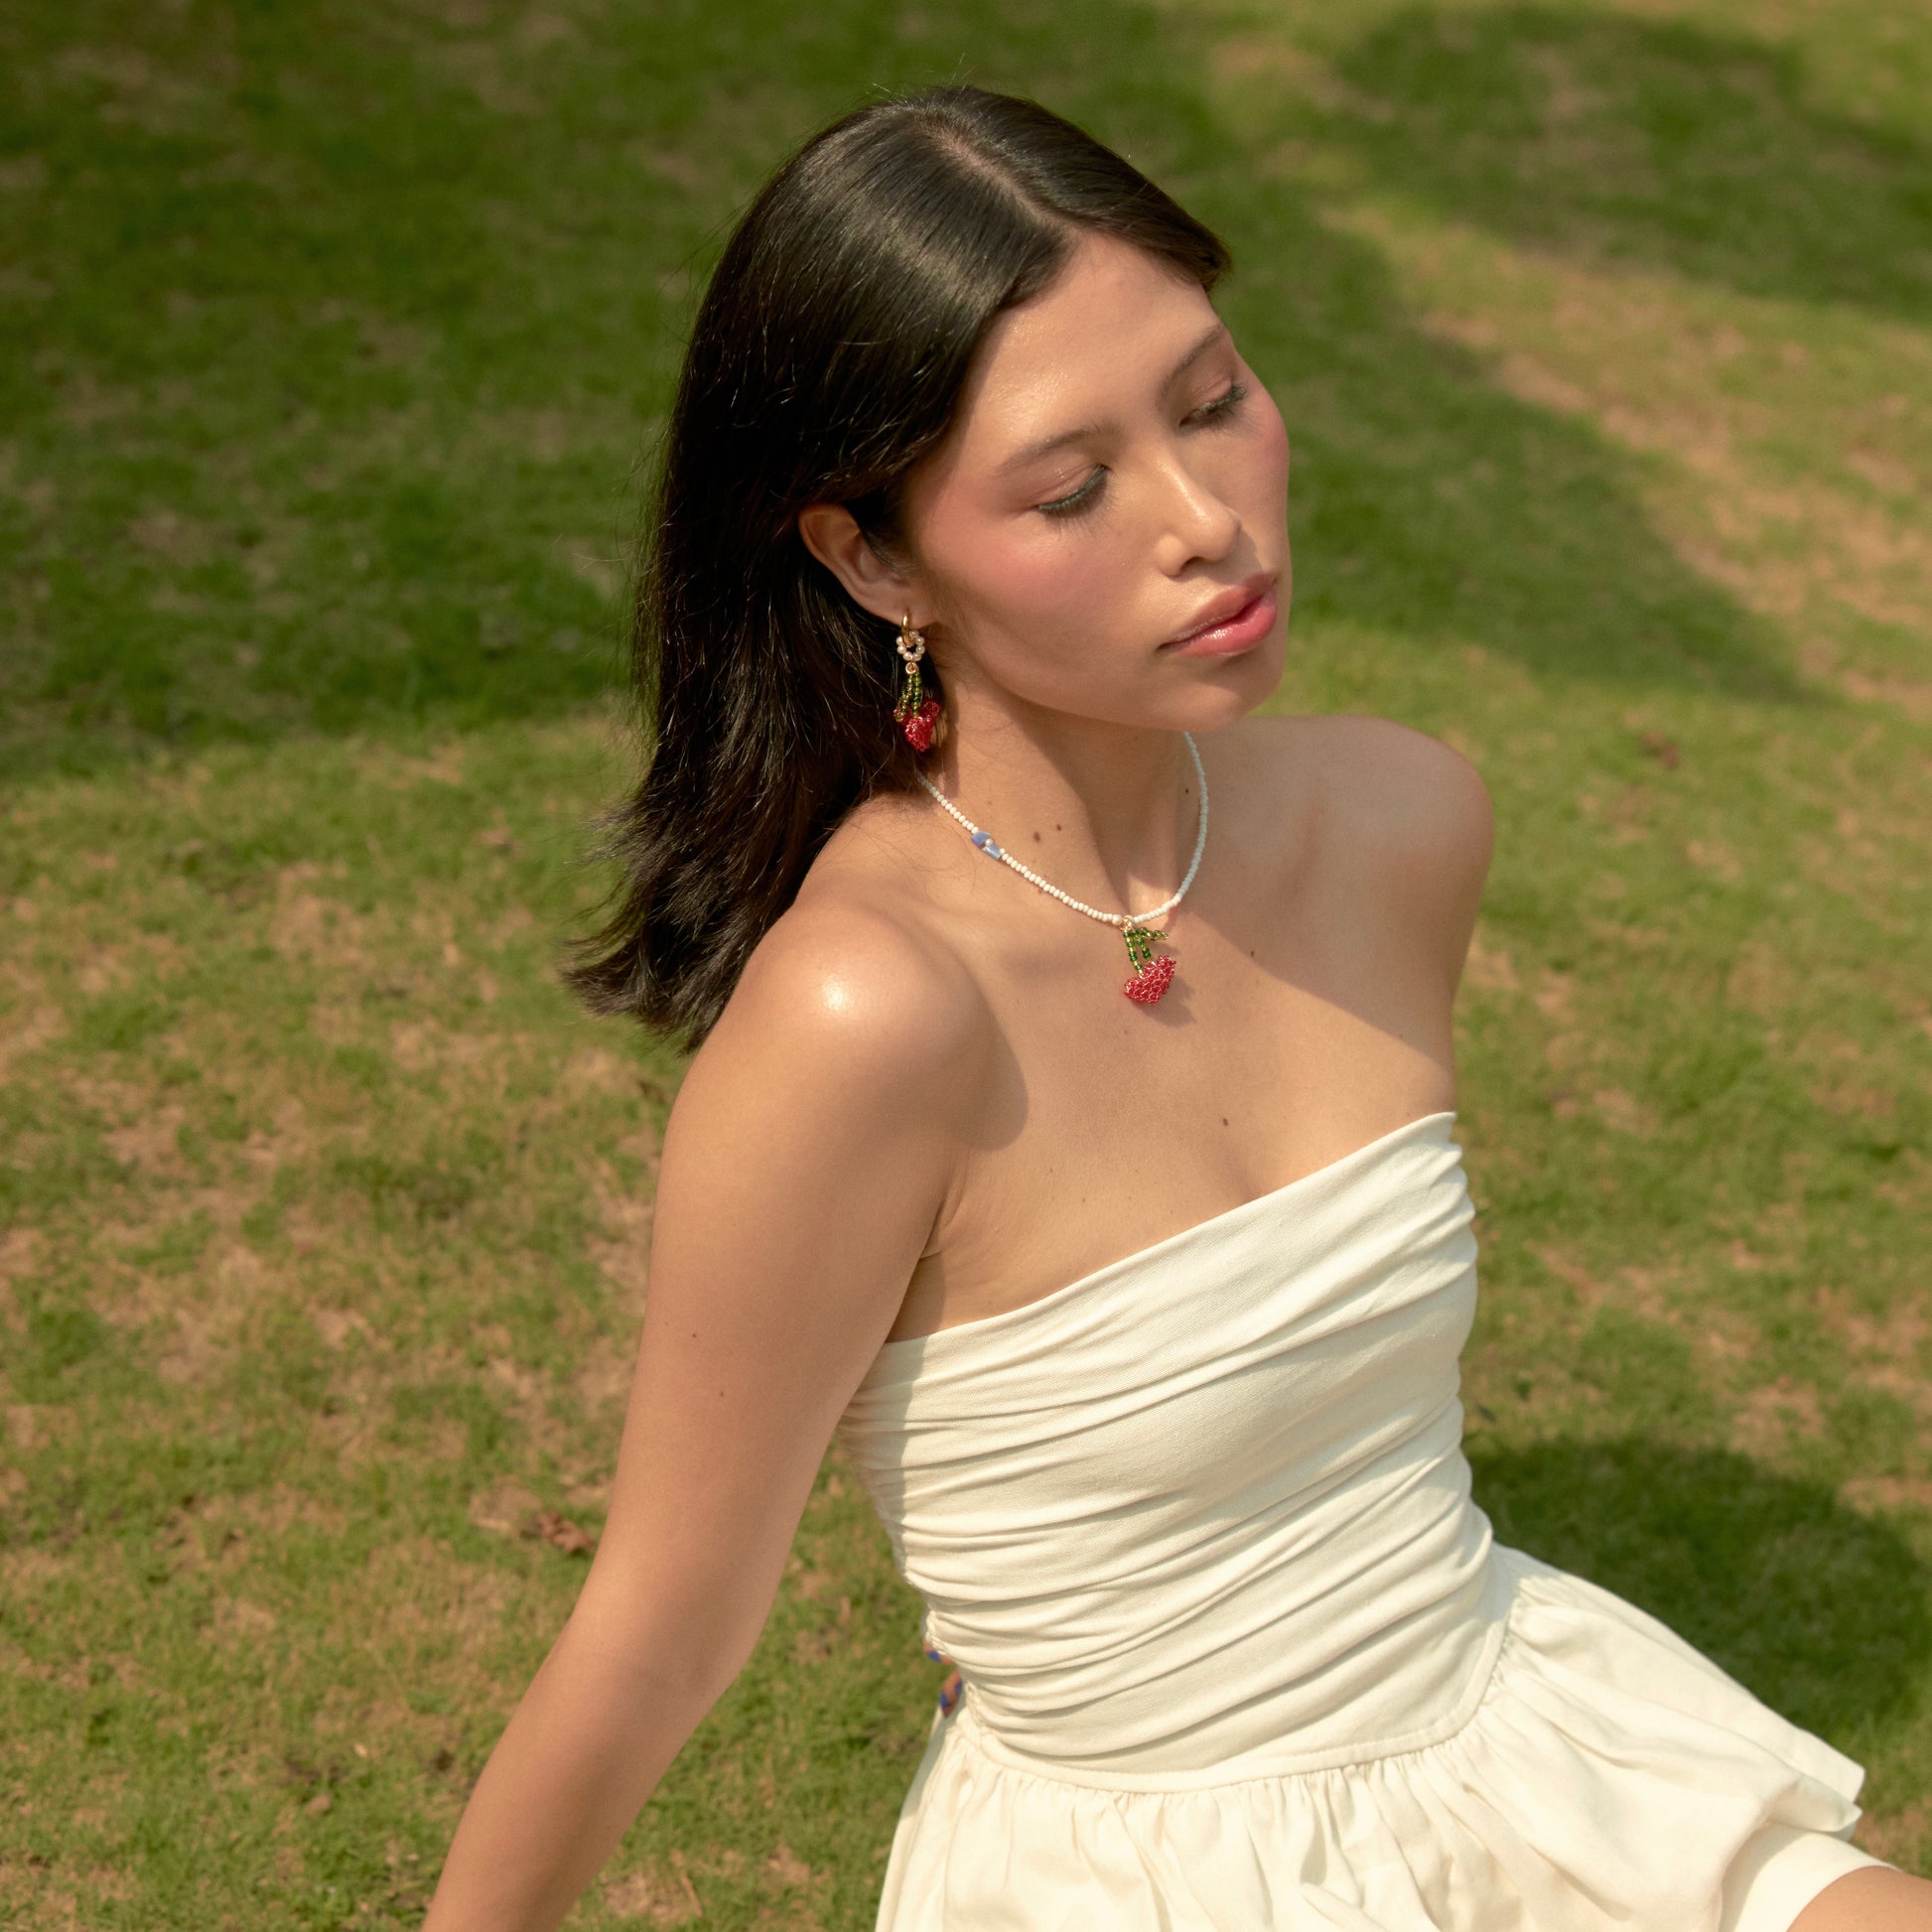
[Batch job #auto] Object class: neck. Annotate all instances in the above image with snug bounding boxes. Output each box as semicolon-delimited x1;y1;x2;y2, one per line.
919;687;1202;917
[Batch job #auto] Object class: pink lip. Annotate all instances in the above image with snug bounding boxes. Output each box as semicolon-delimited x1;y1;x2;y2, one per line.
1161;575;1279;657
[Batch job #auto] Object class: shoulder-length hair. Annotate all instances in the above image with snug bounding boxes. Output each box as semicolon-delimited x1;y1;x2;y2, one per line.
566;85;1231;1052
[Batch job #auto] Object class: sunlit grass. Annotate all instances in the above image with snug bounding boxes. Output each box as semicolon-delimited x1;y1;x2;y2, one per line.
2;0;1928;1923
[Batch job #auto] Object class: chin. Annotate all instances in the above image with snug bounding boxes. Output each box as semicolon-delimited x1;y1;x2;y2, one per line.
1183;674;1273;734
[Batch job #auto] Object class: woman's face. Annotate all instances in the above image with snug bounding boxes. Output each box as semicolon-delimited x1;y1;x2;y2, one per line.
899;230;1291;732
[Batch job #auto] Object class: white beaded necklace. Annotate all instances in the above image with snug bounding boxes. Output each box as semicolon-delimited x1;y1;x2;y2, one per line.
912;732;1208;1005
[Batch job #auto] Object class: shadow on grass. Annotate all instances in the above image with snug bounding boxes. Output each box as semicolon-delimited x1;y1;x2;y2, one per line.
1320;5;1932;323
6;0;1892;783
1471;1433;1932;1741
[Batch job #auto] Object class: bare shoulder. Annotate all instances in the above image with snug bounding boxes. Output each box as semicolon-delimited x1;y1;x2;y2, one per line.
1249;712;1491;871
732;880;989;1077
663;871;992;1207
1238;712;1493;995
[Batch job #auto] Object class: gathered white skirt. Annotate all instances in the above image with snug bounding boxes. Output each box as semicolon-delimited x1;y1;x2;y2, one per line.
876;1544;1885;1931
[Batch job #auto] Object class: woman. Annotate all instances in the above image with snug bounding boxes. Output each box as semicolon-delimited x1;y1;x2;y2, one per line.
422;86;1924;1931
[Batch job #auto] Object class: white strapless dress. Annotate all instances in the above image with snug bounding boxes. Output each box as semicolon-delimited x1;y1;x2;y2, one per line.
836;1111;1891;1931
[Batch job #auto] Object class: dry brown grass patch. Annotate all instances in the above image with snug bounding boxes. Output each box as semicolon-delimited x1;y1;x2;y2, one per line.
0;1227;43;1291
1841;1476;1932;1520
1729;1377;1826;1458
1857;1797;1932;1864
603;1854;705;1925
270;869;369;969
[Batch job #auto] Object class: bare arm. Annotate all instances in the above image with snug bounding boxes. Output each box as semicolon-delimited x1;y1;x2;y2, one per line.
421;899;982;1932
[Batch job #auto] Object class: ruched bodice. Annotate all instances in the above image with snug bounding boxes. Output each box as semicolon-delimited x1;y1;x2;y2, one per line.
841;1110;1503;1774
836;1111;1886;1930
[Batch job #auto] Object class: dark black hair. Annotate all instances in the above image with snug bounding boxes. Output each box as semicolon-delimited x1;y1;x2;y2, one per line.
566;85;1231;1052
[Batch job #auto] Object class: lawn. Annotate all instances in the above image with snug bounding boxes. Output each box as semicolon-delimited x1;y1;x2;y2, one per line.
2;0;1929;1925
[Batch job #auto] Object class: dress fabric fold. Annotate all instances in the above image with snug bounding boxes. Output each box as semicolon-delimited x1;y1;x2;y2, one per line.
836;1111;1890;1930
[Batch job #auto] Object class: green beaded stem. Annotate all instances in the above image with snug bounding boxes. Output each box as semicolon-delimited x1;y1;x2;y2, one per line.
896;657;924;720
1123;923;1158;972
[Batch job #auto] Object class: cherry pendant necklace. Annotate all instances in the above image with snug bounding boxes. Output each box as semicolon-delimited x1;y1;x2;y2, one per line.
912;733;1208;1004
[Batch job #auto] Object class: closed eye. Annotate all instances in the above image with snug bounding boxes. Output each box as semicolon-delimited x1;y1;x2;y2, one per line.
1036;469;1106;519
1189;380;1248;426
1034;383;1250;521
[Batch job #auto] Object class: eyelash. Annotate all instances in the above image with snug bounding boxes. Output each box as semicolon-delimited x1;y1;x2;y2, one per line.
1035;381;1250;521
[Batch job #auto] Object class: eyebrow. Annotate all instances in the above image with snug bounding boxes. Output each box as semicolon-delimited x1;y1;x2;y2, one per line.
993;321;1233;478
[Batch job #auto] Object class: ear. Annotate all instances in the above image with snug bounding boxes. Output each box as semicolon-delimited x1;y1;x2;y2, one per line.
795;502;931;628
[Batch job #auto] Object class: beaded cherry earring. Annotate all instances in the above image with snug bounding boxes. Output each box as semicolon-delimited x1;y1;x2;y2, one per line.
894;615;942;753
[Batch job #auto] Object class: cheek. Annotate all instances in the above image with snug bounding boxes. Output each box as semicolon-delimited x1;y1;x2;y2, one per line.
923;505;1135;647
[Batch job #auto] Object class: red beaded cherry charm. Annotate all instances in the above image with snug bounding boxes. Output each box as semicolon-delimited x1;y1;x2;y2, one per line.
1124;954;1176;1003
900;696;941;753
1121;923;1175;1003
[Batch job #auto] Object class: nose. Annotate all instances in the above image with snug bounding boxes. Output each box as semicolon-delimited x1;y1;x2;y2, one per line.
1151;448;1242;574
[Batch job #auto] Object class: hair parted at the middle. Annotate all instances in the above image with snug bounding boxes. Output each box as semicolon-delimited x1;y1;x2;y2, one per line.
568;85;1233;1053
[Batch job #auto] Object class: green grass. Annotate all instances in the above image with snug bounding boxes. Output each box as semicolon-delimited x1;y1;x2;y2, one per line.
3;0;1929;1924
